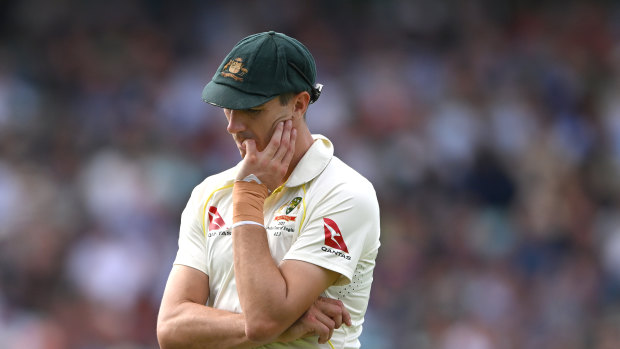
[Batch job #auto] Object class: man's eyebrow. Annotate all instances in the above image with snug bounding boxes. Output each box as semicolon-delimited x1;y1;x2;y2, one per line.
244;105;264;111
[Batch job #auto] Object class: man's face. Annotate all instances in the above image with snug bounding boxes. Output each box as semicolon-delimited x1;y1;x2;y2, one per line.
223;96;294;158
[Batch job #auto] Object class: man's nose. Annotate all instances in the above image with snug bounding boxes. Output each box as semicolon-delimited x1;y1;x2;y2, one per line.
226;110;245;134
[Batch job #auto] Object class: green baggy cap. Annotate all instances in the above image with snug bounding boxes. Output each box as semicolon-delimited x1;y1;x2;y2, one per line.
202;31;321;110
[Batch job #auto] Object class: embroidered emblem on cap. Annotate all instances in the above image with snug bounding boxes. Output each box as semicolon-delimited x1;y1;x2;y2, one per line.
221;57;248;81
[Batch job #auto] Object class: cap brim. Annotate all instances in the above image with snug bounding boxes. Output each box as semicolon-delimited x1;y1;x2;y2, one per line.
202;81;274;110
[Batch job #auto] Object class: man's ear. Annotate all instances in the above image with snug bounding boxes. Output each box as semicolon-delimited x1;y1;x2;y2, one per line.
292;91;310;119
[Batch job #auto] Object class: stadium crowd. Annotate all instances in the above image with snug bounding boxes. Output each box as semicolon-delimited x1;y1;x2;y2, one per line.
1;0;620;348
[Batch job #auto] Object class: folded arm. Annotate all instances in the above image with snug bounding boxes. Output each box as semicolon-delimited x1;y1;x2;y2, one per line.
157;265;349;348
157;265;254;349
233;227;342;343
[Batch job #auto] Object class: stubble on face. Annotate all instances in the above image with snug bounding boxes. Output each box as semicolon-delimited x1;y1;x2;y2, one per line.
227;97;295;158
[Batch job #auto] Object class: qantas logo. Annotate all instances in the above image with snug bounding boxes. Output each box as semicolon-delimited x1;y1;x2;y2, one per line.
323;218;348;253
207;206;226;231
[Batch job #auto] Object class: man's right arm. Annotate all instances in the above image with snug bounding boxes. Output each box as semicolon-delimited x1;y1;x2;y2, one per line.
157;265;254;349
157;265;350;348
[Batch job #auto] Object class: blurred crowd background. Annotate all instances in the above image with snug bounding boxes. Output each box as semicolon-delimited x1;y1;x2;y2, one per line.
1;0;620;348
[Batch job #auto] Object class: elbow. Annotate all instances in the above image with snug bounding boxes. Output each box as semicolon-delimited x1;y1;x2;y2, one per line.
157;319;177;349
245;317;283;343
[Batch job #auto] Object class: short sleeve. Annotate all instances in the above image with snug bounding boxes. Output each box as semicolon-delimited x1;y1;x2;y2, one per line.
173;185;208;274
283;181;380;286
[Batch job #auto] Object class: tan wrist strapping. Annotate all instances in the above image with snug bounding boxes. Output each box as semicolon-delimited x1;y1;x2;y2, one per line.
232;180;269;225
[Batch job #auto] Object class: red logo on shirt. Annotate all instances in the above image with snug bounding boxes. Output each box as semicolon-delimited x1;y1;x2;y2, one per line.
274;215;296;222
323;218;348;253
207;206;226;231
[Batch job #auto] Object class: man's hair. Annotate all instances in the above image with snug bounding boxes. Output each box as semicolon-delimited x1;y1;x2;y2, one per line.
278;92;298;106
278;92;308;120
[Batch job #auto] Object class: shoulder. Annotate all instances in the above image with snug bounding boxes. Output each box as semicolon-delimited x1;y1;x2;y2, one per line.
311;156;378;212
190;167;237;202
307;155;381;252
323;156;376;195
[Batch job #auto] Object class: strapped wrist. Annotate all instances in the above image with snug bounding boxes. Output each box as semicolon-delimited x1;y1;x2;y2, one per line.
232;180;268;224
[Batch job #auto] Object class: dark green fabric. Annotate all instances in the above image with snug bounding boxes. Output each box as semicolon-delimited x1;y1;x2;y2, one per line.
202;31;317;110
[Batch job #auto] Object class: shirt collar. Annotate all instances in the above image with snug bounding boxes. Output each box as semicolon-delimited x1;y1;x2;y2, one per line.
286;134;333;187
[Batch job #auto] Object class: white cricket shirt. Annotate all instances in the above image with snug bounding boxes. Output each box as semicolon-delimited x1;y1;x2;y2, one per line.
174;135;381;348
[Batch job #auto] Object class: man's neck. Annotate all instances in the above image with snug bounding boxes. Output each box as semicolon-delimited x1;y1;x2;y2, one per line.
283;128;314;183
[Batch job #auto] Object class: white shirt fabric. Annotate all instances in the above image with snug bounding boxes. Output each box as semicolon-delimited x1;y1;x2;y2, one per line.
173;135;381;348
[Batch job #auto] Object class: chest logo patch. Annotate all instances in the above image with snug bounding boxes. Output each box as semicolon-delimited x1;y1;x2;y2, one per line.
274;196;302;221
286;197;302;214
207;206;226;231
323;218;348;253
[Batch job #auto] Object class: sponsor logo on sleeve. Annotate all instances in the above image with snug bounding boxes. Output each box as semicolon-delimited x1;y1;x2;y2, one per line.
322;218;351;260
323;218;348;253
207;206;231;237
207;206;226;231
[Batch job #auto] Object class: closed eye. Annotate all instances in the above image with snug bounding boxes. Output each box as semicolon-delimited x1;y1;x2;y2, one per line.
245;108;262;115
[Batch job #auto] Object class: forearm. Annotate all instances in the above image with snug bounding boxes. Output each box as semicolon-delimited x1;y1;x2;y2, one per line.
233;224;296;339
157;301;264;349
231;181;303;341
